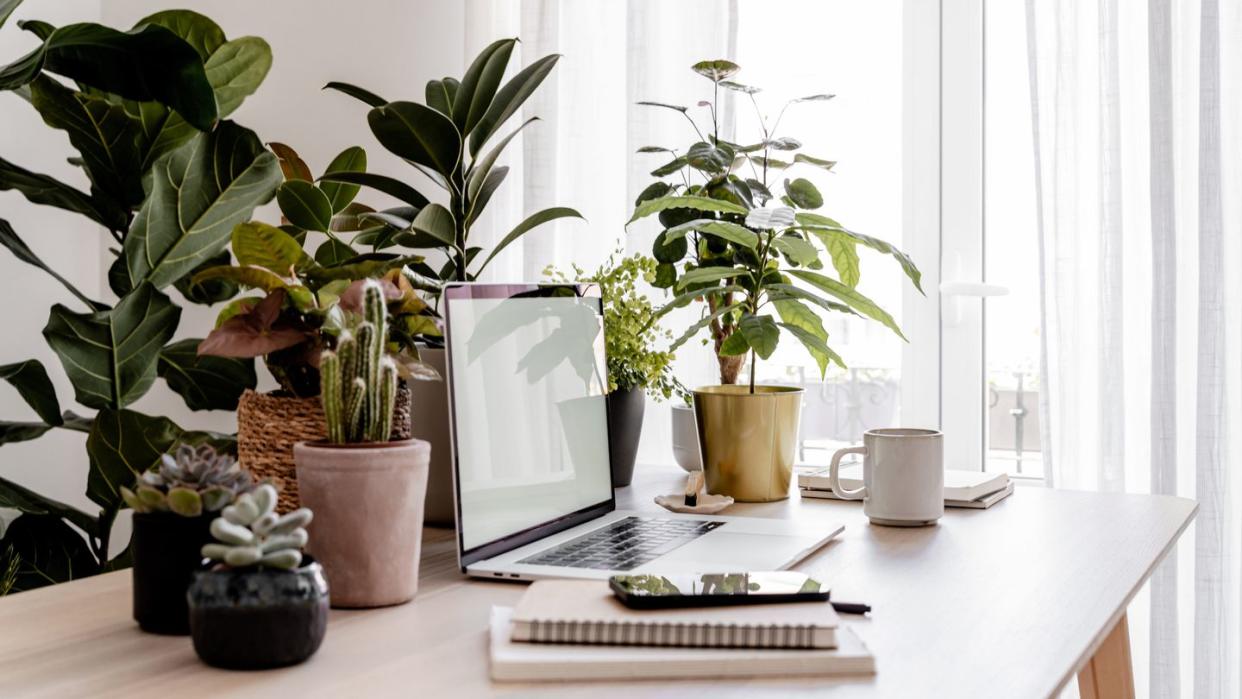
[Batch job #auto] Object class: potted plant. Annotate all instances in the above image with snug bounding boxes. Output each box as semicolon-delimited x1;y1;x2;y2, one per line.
0;9;278;592
188;483;327;669
323;37;584;525
546;253;683;486
294;281;431;607
194;160;442;511
628;60;923;501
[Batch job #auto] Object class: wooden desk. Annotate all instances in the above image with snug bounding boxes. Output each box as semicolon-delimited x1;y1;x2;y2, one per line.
0;466;1195;698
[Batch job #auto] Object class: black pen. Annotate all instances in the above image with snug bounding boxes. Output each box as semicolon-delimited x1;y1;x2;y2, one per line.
830;601;871;615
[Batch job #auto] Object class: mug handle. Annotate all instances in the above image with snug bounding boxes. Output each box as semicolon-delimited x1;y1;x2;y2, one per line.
827;446;868;500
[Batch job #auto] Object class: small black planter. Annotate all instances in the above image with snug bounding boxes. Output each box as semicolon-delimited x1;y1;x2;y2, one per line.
606;386;646;488
188;556;329;670
131;512;214;635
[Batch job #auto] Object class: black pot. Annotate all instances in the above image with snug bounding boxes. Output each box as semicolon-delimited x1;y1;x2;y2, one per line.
188;556;329;670
606;386;646;488
131;512;214;635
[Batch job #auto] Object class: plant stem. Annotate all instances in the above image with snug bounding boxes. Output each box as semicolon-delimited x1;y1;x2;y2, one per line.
749;349;756;394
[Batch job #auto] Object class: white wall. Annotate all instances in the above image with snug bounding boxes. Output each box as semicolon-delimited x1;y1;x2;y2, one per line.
1;0;471;554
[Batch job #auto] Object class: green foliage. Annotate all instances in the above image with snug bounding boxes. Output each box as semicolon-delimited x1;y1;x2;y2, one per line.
628;59;923;390
0;9;275;592
328;38;584;283
201;484;310;570
546;254;683;400
319;281;400;443
119;444;254;517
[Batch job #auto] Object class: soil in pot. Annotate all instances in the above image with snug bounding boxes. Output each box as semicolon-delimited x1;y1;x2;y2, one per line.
188;556;329;670
606;386;645;487
131;512;214;635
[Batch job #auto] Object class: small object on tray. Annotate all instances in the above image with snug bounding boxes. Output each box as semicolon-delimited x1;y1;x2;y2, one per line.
685;470;703;506
656;471;733;513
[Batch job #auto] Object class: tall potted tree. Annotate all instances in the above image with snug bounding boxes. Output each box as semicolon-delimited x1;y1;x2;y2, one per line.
629;60;923;501
0;7;278;590
293;281;431;607
322;38;585;525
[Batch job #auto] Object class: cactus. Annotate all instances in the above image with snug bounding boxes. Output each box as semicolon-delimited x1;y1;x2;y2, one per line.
320;279;399;444
120;444;254;517
201;484;311;570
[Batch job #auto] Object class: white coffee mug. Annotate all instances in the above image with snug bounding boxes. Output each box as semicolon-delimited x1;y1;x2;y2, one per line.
827;428;944;526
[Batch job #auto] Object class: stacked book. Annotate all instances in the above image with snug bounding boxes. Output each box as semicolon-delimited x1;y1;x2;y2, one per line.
490;579;875;681
797;465;1014;508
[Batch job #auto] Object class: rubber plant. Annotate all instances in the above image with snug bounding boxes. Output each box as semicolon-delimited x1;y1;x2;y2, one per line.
321;38;584;285
627;59;924;389
0;6;280;592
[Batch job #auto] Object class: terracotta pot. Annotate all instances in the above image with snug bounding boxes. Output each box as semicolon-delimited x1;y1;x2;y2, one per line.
294;439;430;608
693;385;803;502
406;347;456;527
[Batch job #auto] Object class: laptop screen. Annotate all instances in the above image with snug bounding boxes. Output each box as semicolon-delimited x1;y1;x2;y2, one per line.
443;284;614;556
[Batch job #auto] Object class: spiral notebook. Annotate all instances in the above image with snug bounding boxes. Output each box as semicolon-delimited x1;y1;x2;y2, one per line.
492;607;875;682
510;579;840;649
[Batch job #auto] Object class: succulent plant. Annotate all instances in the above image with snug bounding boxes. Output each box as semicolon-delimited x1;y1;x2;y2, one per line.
201;484;311;570
121;444;254;517
321;279;399;444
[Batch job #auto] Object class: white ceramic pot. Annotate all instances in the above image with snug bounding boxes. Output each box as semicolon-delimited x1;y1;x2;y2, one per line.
670;404;702;472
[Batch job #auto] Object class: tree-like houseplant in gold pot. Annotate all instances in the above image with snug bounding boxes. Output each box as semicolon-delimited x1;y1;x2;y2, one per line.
293;280;430;607
629;60;922;502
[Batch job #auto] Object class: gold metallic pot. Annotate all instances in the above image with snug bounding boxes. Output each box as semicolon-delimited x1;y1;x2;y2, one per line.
693;385;803;502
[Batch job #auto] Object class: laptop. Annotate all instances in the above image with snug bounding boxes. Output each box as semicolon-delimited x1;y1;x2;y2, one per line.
442;282;843;581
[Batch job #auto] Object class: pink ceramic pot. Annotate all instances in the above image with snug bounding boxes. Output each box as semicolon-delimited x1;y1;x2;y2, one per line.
294;439;430;608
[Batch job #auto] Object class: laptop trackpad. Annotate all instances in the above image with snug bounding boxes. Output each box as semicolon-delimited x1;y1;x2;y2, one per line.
637;532;820;573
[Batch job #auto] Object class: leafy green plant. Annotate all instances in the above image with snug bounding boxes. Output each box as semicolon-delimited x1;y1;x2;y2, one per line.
545;253;683;400
121;444;254;517
0;7;279;591
322;38;584;284
628;59;922;391
201;483;310;570
193;143;441;397
319;280;400;444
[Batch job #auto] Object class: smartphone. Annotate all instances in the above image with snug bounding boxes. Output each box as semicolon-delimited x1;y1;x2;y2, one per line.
609;572;830;609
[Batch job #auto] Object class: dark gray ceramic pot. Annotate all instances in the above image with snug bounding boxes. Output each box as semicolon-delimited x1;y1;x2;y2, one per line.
187;556;329;670
606;386;646;488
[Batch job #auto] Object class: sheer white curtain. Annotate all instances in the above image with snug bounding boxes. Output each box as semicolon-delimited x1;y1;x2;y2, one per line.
1026;0;1242;696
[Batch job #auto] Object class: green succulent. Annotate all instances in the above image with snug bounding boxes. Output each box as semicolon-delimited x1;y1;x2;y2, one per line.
120;444;254;517
201;484;310;570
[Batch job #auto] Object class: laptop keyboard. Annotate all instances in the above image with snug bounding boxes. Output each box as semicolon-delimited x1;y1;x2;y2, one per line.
518;516;724;570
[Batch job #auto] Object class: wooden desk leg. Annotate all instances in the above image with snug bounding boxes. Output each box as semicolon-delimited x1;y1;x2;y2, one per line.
1077;613;1135;699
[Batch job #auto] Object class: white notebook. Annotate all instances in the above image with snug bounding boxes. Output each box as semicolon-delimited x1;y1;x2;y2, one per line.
490;607;875;682
798;465;1010;504
511;579;839;649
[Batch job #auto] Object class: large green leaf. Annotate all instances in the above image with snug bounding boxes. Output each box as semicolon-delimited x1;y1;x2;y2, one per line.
319;146;366;213
157;338;256;411
770;235;820;266
42;283;181;410
0;22;217;130
474;207;584;276
787;269;906;340
85;408;182;510
191;264;298;293
469;53;560;156
231;221;313;274
276;179;333;232
665;219;759;249
0;476;97;537
467;116;537;204
205;36;272;118
315;238;356;266
738;314;779;359
0;154;125;231
651;229;688;263
0;420;52;445
410;203;456;246
305;254;423;283
318;171;429;209
627;195;747;224
675;267;745;290
368;101;461;177
173;250;237;305
766;283;856;316
0;360;61;425
0;514;99;592
0;0;23;30
28;76;144;208
691;59;740;82
452;38;515;135
778;321;844;377
134;9;225;60
124;120;281;289
425;77;457;116
323;80;387;107
797;212;922;292
785;177;823;209
811;227;861;287
774;300;840;377
464;165;507;225
793;153;836;171
0;218;104;310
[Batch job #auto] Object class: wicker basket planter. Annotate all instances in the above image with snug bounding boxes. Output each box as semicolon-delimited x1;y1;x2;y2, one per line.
237;386;411;512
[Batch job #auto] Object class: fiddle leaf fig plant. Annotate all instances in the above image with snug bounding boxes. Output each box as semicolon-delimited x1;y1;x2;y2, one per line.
324;38;585;283
0;6;278;593
628;59;923;390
